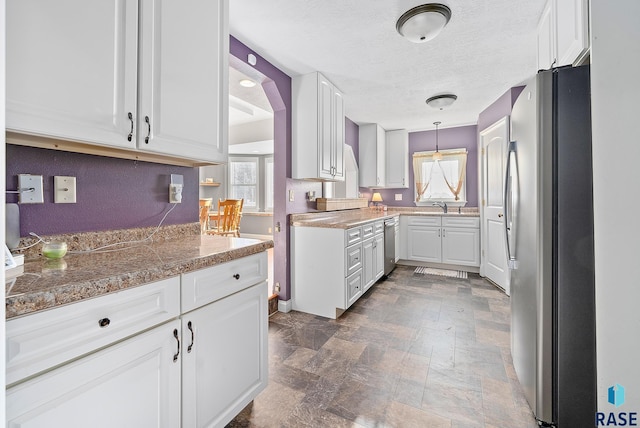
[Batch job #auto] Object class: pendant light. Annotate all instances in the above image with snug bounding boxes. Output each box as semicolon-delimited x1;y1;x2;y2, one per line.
396;4;452;43
432;121;443;161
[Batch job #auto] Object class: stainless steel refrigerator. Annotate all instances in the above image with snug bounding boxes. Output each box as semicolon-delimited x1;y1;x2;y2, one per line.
507;65;596;427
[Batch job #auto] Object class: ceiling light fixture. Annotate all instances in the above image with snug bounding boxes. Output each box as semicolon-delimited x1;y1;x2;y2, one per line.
426;94;457;110
239;79;257;88
396;3;452;43
433;121;443;161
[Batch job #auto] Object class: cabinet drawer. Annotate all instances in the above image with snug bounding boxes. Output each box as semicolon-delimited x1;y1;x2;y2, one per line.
6;276;180;386
345;269;363;308
181;252;268;313
362;223;375;239
346;226;363;246
345;243;363;277
374;221;385;235
407;216;441;227
442;216;480;228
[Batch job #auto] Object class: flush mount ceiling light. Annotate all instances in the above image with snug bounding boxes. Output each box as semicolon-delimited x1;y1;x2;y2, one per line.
426;94;457;110
396;3;452;43
239;79;257;88
432;121;443;161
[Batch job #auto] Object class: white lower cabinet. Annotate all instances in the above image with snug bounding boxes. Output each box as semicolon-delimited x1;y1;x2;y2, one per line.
405;215;480;268
6;252;269;428
362;232;384;292
6;319;182;428
181;281;267;428
292;219;385;319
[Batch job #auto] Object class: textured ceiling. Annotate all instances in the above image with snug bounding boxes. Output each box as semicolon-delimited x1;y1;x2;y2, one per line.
229;0;546;131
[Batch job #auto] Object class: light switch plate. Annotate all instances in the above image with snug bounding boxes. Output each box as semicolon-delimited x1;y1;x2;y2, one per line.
18;174;44;204
289;189;295;202
395;193;403;201
54;176;77;203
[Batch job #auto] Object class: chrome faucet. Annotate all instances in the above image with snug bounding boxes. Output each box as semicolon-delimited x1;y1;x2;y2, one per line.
432;201;448;213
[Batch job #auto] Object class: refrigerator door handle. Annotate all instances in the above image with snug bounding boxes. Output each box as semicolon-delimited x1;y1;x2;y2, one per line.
504;141;518;268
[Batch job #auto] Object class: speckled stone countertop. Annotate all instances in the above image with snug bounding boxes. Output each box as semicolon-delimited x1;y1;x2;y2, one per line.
290;207;479;229
6;224;273;319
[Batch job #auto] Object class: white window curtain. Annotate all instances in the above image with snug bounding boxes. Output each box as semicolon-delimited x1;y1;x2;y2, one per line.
413;149;468;204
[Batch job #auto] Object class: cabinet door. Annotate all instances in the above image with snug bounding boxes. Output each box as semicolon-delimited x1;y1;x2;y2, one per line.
182;282;268;428
555;0;589;66
407;226;442;262
318;78;335;179
6;0;138;149
137;0;228;162
442;227;480;267
537;0;555;70
362;237;375;291
333;89;346;180
358;124;385;187
374;234;385;280
385;129;409;188
6;320;181;428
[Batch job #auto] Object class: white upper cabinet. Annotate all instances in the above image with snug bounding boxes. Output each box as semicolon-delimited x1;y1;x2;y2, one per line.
293;72;345;181
536;0;589;70
358;125;408;189
6;0;139;150
137;0;229;163
359;124;386;187
385;129;409;189
6;0;228;164
555;0;589;67
537;1;556;70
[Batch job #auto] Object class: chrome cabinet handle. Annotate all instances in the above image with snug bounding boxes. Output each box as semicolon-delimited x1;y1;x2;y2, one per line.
98;318;110;328
233;273;240;280
144;116;151;144
127;112;134;142
442;229;446;237
498;213;504;218
187;321;194;353
173;328;180;362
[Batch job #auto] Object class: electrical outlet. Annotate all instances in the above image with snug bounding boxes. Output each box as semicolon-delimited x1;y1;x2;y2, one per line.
169;184;183;203
395;193;403;201
18;174;44;204
54;176;77;203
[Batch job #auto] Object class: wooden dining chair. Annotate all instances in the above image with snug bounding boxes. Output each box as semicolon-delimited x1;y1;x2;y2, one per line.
207;198;243;237
198;198;213;234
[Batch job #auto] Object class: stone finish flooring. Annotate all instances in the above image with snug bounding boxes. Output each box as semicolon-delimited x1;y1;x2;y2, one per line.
227;266;538;427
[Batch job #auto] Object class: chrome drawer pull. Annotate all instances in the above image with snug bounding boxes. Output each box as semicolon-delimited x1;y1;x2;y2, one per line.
187;321;194;353
127;112;134;141
144;116;151;144
98;318;110;328
173;329;180;362
233;273;240;280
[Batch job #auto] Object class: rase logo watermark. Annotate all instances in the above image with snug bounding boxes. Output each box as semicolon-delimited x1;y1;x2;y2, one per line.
597;384;638;426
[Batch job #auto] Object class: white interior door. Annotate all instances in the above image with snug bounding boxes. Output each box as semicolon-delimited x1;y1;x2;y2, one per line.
480;117;510;294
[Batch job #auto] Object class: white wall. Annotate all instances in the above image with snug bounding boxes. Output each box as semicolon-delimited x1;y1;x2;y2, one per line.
591;0;640;412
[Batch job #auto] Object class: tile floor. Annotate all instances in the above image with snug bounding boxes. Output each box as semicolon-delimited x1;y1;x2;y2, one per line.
227;266;538;427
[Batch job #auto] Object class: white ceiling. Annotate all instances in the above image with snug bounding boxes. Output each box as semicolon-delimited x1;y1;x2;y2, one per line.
229;0;547;132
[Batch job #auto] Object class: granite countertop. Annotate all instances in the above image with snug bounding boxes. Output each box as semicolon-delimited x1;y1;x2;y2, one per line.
290;207;479;229
6;231;273;319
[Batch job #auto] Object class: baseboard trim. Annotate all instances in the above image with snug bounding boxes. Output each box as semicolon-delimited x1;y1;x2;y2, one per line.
278;299;292;313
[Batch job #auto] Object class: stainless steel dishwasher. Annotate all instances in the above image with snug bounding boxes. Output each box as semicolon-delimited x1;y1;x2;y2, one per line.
384;218;396;276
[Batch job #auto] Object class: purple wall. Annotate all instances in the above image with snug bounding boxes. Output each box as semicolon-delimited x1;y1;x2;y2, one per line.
345;117;360;162
360;125;479;207
5;145;198;236
478;86;525;132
